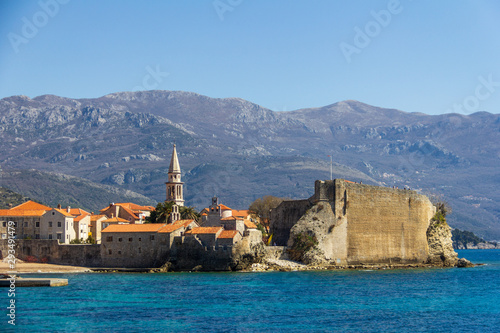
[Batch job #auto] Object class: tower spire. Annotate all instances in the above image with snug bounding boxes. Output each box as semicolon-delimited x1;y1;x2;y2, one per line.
169;144;181;173
166;144;184;206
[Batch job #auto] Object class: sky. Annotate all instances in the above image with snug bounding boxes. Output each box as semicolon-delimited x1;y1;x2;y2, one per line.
0;0;499;115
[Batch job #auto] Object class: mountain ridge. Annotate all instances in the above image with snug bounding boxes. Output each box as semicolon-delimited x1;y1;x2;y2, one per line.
0;90;498;239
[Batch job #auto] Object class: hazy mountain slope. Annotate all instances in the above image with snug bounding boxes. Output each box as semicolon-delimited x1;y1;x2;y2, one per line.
0;169;156;212
0;91;498;239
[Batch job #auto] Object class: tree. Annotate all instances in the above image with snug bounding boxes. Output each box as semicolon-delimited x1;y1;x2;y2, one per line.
180;206;200;222
249;195;286;232
146;201;175;223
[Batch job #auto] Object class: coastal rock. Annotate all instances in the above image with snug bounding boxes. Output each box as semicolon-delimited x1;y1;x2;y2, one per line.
287;201;336;266
456;258;474;268
426;216;458;267
231;230;266;270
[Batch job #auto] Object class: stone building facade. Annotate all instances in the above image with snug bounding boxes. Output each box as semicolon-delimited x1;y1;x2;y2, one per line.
271;179;436;265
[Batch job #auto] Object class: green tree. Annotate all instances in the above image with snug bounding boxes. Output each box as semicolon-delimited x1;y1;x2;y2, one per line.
180;206;200;222
146;201;175;223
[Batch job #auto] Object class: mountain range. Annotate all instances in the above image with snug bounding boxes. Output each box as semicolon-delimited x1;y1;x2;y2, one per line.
0;91;498;240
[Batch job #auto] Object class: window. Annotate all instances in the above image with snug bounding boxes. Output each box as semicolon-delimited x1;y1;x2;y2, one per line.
24;222;28;227
2;234;6;239
58;222;62;228
118;251;122;255
106;236;113;242
129;238;133;242
36;222;40;228
150;235;155;241
2;222;6;227
138;237;142;242
118;238;122;242
108;249;112;255
49;234;53;239
35;234;40;239
57;234;62;240
49;222;53;227
138;247;141;253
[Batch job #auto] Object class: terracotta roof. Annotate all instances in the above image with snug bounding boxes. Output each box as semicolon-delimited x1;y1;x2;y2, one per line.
219;204;232;211
201;212;208;216
74;213;90;222
244;220;257;229
117;205;139;220
103;217;130;223
218;230;239;239
102;223;166;233
158;219;197;233
53;209;74;217
69;208;90;216
90;214;106;222
185;227;222;235
11;200;52;211
99;204;139;220
220;216;237;221
232;210;249;218
115;203;155;211
0;209;46;217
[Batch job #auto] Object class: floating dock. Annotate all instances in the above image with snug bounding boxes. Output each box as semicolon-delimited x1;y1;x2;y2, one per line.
0;278;68;287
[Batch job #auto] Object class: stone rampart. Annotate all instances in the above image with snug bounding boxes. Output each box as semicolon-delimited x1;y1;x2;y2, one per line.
270;199;312;246
339;181;434;264
272;179;437;265
0;240;102;267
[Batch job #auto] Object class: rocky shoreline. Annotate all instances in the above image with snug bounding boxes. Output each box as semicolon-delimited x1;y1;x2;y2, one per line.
246;257;476;272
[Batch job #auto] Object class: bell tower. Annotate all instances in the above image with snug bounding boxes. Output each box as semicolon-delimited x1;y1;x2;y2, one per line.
166;144;184;206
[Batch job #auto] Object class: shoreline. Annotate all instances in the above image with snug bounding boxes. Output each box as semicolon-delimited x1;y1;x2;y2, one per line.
1;259;479;275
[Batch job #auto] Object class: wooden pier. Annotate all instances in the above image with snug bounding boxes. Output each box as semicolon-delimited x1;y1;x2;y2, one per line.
0;278;68;287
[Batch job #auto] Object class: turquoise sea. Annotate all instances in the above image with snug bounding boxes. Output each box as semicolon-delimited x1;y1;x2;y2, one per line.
2;250;499;332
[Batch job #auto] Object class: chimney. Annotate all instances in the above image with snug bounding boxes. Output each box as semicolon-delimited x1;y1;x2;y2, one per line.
57;204;62;209
67;206;71;213
8;203;12;208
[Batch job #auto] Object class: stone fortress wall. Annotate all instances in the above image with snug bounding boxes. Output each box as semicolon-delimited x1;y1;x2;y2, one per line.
271;179;436;265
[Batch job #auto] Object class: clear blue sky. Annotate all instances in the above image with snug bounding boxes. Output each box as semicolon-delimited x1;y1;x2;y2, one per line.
1;0;499;115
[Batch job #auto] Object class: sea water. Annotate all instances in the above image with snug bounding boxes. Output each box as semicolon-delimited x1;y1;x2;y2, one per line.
1;250;499;332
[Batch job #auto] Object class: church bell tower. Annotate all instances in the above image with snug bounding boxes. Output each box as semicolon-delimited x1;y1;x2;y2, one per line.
166;144;184;206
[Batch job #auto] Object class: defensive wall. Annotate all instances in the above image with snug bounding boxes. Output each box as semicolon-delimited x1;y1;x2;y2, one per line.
270;179;436;265
0;239;102;267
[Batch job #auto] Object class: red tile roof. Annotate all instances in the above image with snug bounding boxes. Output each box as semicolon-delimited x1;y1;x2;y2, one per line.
158;219;197;233
185;227;222;235
11;200;51;211
69;208;90;216
220;216;237;221
115;203;155;211
244;220;258;229
53;208;74;217
0;209;46;217
103;217;130;223
219;204;232;211
102;223;166;233
232;209;250;218
74;213;90;222
218;230;239;239
90;214;106;222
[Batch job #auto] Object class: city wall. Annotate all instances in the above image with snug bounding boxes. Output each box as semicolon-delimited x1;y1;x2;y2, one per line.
0;239;102;267
271;179;436;265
